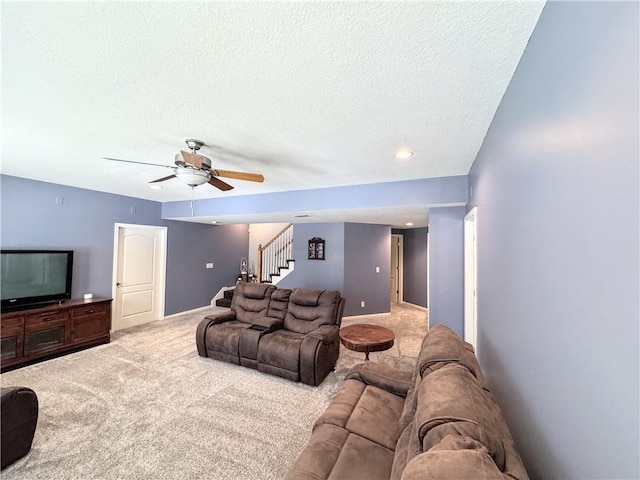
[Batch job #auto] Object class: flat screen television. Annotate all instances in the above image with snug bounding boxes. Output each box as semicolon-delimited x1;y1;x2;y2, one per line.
1;250;74;312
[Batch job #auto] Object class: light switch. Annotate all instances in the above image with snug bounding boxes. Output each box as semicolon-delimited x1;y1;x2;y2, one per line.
375;266;380;273
206;263;214;269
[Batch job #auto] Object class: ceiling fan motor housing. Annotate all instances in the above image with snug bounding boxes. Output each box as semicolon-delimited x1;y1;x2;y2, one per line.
174;153;212;170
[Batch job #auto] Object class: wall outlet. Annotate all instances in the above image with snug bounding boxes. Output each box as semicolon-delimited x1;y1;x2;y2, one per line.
375;266;380;273
360;301;365;308
206;263;214;269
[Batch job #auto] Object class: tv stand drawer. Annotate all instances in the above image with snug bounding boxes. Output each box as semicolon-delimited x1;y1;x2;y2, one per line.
1;317;24;332
71;303;108;318
25;310;69;326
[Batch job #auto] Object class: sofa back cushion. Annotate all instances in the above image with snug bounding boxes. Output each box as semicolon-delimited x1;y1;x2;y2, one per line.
231;282;276;323
267;288;292;320
416;324;485;385
283;288;342;334
414;363;506;471
400;438;509;480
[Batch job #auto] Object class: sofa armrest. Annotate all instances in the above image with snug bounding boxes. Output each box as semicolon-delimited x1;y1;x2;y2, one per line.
196;310;237;356
204;310;236;324
306;325;339;345
345;362;413;397
251;316;283;333
1;387;39;470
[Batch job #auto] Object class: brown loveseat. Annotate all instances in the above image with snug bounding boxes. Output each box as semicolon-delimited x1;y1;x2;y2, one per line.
196;282;345;386
287;325;528;479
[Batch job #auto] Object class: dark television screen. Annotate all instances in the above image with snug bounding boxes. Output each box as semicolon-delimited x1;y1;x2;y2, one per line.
1;250;73;311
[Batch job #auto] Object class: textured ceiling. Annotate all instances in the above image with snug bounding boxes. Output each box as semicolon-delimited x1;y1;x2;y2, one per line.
1;1;544;226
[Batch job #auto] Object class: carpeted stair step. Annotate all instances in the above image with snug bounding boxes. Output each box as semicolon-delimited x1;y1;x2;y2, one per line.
216;288;235;308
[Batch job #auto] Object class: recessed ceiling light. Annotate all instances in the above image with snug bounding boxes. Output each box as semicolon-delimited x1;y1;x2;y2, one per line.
149;184;163;190
405;222;414;226
211;220;218;224
394;149;414;159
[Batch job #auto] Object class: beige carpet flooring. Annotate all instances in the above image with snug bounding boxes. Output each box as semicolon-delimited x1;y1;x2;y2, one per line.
0;302;426;480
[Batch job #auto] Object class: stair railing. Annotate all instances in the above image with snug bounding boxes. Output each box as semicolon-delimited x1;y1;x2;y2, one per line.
257;223;293;283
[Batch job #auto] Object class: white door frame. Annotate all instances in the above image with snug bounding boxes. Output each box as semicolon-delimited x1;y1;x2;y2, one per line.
390;234;404;303
464;208;478;350
111;223;167;331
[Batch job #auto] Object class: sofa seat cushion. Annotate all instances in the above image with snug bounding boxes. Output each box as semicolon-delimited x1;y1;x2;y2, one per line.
205;321;250;357
257;329;305;373
315;378;404;451
286;423;395;480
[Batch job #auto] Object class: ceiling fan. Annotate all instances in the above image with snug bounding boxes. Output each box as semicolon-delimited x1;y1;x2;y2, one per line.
103;139;264;191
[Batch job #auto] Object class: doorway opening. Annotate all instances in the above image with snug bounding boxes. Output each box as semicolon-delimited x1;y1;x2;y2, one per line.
464;208;478;350
390;234;403;303
112;224;167;331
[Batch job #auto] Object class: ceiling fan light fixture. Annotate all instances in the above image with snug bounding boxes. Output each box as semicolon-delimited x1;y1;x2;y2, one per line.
176;169;209;187
394;149;414;159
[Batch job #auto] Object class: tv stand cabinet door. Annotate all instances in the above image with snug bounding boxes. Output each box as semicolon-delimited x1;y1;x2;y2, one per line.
1;317;25;366
70;302;110;343
24;310;70;357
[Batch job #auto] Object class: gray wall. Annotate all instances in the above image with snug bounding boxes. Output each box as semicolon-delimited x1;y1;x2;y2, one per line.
401;227;428;308
0;175;249;315
278;222;391;317
427;207;465;335
277;223;345;294
344;223;391;316
468;2;639;479
165;222;249;314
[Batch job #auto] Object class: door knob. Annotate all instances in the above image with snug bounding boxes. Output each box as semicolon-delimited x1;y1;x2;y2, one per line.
116;282;123;287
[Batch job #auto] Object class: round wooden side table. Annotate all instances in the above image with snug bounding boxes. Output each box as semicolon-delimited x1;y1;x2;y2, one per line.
339;324;395;361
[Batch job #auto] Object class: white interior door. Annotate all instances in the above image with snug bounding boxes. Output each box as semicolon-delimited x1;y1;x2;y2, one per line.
464;208;478;350
112;224;167;331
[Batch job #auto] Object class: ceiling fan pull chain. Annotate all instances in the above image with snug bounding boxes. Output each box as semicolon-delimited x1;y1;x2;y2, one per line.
190;186;195;217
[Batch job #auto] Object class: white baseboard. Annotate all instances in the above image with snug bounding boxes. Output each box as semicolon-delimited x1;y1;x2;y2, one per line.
342;302;428;321
400;302;428;312
163;305;215;320
342;312;391;321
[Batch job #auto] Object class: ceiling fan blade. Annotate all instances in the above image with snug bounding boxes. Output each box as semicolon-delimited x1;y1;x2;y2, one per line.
103;157;173;169
148;174;176;184
214;169;265;183
179;151;204;169
208;177;234;191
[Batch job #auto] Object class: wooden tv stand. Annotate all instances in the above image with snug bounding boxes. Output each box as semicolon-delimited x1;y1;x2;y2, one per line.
0;297;112;370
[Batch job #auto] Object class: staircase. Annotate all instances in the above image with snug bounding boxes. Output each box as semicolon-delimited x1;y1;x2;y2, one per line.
266;259;295;284
258;224;294;284
215;288;235;308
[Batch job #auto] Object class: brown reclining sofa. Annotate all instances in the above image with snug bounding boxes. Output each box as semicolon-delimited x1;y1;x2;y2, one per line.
196;282;345;386
287;324;529;479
